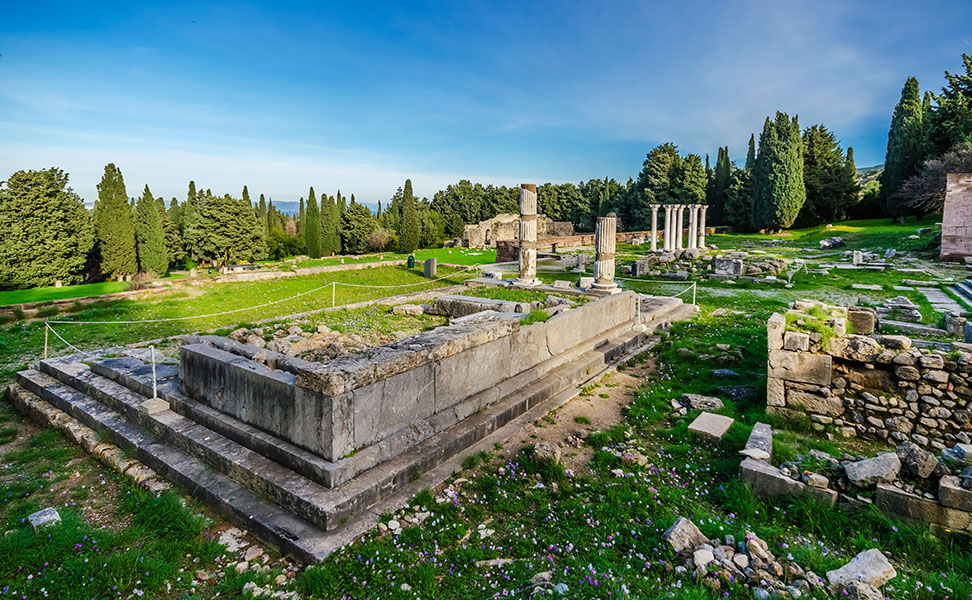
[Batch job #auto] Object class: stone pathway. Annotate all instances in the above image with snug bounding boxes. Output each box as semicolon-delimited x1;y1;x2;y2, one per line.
915;287;964;315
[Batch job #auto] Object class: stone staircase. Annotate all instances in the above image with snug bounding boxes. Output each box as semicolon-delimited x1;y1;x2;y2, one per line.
950;279;972;310
11;296;695;563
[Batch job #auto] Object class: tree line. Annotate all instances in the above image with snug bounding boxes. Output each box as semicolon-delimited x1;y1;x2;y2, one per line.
879;53;972;219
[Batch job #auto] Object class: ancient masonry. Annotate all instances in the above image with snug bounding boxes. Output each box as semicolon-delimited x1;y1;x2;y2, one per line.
656;204;706;252
941;172;972;262
7;192;698;562
515;184;542;286
766;300;971;450
461;214;573;248
590;213;620;294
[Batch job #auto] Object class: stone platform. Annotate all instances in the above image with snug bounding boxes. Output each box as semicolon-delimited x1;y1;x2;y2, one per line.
10;295;695;563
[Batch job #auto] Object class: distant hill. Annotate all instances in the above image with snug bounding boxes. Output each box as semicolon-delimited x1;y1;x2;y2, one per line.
261;200;379;215
856;164;884;174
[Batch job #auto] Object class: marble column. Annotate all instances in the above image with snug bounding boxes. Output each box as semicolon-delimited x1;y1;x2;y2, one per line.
675;205;684;250
663;205;673;251
699;205;708;249
591;212;620;294
516;184;542;286
688;204;699;249
650;204;659;252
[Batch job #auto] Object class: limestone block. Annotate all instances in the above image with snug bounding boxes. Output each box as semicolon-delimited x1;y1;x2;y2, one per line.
680;393;724;411
767;313;785;351
939;475;972;511
739;457;837;507
847;308;877;336
688;412;734;440
786;388;844;416
766;377;785;407
876;483;972;530
894;366;920;381
827;335;882;362
923;370;949;384
895;441;939;478
845;453;901;486
139;398;170;415
826;548;897;588
28;507;61;531
920;354;945;369
661;517;708;552
783;331;810;352
768;349;832;386
393;304;424;316
740;422;772;460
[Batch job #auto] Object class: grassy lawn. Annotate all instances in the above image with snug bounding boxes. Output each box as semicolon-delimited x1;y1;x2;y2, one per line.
297;247;497;269
0;280;134;307
0;265;474;382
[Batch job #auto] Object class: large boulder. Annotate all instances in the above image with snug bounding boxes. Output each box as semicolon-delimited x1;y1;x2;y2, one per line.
826;548;896;588
895;442;939;479
662;517;708;552
845;453;901;487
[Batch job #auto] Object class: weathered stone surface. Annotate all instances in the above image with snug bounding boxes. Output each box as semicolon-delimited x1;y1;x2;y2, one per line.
826;548;896;588
767;313;785;351
688;412;734;440
533;442;561;465
895;442;939;479
392;303;424;316
785;389;844;416
939;475;972;511
139;398;170;415
680;393;725;411
693;548;715;568
943;443;972;466
28;507;61;531
846;308;877;336
783;331;810;352
740;458;837;507
845;453;901;487
894;365;920;381
842;581;884;600
740;422;773;460
803;472;830;488
766;377;785;407
876;483;972;530
768;350;832;386
662;517;708;552
879;335;912;351
827;335;882;362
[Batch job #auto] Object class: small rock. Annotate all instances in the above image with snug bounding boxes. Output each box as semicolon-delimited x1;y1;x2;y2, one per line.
236;561;250;574
274;574;287;585
27;507;61;531
195;570;209;581
733;553;750;569
244;544;265;562
895;442;939;479
388;519;400;531
845;453;901;487
826;548;897;587
753;588;771;600
680;393;725;411
842;580;883;600
802;472;830;488
533;442;562;465
745;531;772;561
693;548;715;569
662;517;709;552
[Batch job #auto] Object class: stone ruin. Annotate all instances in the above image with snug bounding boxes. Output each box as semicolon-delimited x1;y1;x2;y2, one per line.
766;300;972;451
9;271;696;562
461;213;573;248
941;172;972;262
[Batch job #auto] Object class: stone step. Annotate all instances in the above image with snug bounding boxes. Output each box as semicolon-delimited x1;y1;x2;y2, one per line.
951;282;972;310
12;371;336;563
880;319;948;338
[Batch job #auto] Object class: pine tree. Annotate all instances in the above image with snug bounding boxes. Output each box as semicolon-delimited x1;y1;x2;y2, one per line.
94;163;137;278
797;124;860;225
341;198;377;254
0;168;94;288
630;143;680;228
157;195;183;266
305;187;323;258
880;77;926;219
752;113;806;231
926;54;972;158
671;154;707;204
399;179;421;253
134;185;168;276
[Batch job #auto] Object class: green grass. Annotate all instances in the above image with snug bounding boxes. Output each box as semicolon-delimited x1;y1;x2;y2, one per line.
0;265;474;382
0;280;133;307
297;247;497;268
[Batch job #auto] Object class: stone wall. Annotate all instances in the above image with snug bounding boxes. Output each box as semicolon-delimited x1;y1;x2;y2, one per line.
941;173;972;262
462;213;574;247
181;291;637;464
767;300;972;451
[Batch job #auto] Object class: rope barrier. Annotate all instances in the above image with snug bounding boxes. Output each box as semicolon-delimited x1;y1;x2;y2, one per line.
47;265;479;325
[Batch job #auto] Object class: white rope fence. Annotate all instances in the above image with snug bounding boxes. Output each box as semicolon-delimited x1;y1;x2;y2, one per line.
613;276;697;305
42;264;481;358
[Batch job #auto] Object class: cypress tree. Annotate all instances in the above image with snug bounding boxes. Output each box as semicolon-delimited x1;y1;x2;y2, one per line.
880;78;926;220
0;168;94;288
672;154;707;204
305;187;323;258
134;185;168;276
798;125;860;225
724;136;756;231
752;112;805;231
399;179;421;253
709;147;731;224
157;195;183;266
630;143;679;228
297;198;306;237
94;163;138;278
321;193;341;255
181;180;198;261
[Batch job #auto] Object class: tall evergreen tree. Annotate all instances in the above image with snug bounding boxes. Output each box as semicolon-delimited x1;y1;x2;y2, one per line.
182;180;199;261
341;198;377;254
926;54;972;158
134;185;168;276
184;191;266;265
94;163;137;278
0;168;94;288
157;195;183;266
710;147;732;225
305;187;323;258
797;124;860;225
724;136;756;231
752;112;805;231
630;143;680;228
399;179;421;253
880;77;926;219
671;153;707;204
321;193;341;255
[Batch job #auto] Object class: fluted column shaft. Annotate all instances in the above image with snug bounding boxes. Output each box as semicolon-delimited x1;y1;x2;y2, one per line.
516;184;541;286
650;204;659;252
591;213;619;293
699;206;708;249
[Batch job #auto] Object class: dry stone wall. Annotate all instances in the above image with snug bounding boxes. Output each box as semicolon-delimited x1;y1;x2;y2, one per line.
767;300;972;451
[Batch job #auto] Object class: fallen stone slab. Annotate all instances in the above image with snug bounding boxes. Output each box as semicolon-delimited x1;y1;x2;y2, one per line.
875;483;972;530
845;453;901;487
939;476;972;511
662;517;708;552
739;422;772;460
851;283;883;291
28;507;61;531
826;548;896;588
392;303;425;316
688;412;734;440
740;458;837;507
895;442;939;479
680;393;724;411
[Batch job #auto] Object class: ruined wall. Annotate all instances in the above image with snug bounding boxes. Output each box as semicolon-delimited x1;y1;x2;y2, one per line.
462;214;575;247
767;301;972;451
181;291;637;465
941;173;972;262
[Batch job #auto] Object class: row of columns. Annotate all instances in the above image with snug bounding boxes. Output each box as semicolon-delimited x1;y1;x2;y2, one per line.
649;204;707;252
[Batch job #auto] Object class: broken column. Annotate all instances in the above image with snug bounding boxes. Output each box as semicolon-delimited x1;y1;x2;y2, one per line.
699;205;708;248
591;212;620;294
516;183;542;286
650;204;659;252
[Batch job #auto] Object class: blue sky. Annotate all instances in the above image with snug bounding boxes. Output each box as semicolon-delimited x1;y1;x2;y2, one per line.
1;1;970;208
